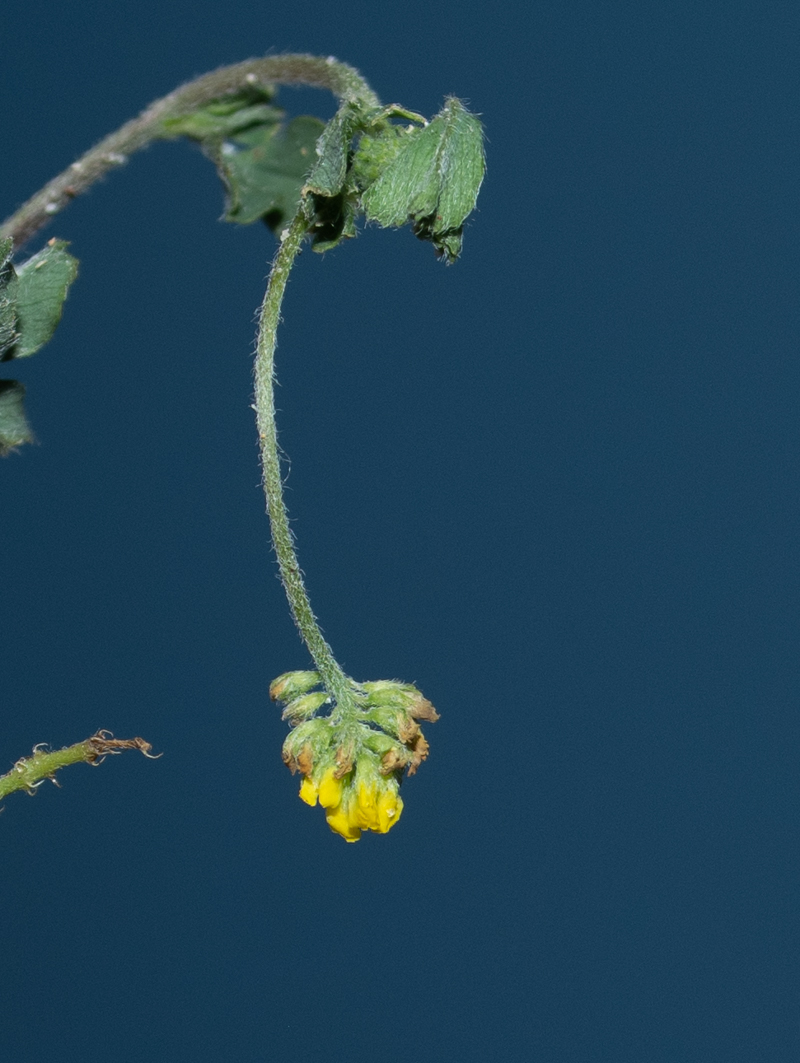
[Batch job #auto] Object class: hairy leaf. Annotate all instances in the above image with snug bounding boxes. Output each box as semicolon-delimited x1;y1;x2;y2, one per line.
306;193;359;254
219;116;325;228
361;97;485;261
350;122;419;190
0;237;17;359
10;240;78;359
303;102;363;198
160;89;283;141
0;380;33;455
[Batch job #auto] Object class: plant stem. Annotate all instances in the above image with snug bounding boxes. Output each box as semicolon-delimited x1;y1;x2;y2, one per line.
0;733;156;800
253;210;354;708
1;53;372;711
0;54;379;251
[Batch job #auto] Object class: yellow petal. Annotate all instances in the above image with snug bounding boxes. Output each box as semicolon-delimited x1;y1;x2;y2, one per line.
298;777;318;806
376;788;403;833
354;780;379;830
325;804;362;842
318;769;344;809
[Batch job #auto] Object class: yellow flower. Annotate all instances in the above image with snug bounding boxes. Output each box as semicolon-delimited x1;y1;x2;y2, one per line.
376;785;403;833
325;802;362;843
296;765;404;842
298;776;318;806
317;769;343;809
352;778;378;830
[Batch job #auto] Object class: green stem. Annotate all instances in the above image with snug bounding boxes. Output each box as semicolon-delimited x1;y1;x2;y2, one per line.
1;53;373;715
254;210;355;710
0;54;379;250
0;732;156;800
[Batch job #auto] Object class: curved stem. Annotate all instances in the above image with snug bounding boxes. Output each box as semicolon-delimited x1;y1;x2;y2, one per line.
254;209;354;709
2;54;372;711
0;54;380;250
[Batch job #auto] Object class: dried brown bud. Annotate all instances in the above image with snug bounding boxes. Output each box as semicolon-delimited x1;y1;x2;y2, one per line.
296;745;314;776
397;716;421;744
381;746;410;774
407;695;440;722
406;733;430;776
334;742;355;777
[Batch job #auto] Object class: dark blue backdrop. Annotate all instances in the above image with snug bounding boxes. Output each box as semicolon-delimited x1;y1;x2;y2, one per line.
3;2;799;1060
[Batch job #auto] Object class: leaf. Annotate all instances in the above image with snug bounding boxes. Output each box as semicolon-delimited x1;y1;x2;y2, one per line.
350;122;420;190
302;105;424;254
10;240;78;359
219;115;325;228
160;90;283;141
302;102;363;198
0;237;18;359
361;97;485;262
0;380;33;455
307;193;359;254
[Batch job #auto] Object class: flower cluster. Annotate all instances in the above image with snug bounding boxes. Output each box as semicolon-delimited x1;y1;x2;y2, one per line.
298;765;403;842
270;671;439;842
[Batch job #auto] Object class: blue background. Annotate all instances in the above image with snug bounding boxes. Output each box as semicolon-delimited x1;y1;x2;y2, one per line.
3;2;799;1060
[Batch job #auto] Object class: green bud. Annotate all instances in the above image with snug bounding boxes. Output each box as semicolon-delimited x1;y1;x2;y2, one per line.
281;690;329;724
361;680;439;721
281;717;334;774
269;670;321;704
363;704;419;743
362;730;403;759
361;680;419;708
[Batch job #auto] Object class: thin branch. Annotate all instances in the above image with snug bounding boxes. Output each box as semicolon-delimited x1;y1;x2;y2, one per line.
0;731;158;801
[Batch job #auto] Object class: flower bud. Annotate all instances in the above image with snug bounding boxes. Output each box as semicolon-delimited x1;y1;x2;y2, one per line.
281;690;329;724
269;670;321;704
362;680;440;722
281;717;333;774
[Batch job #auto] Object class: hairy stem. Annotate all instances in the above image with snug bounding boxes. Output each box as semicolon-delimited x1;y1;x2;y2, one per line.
0;54;379;250
0;732;156;800
1;53;373;714
254;210;355;709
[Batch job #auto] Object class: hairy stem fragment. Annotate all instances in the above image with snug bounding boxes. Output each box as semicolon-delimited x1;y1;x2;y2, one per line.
0;732;157;800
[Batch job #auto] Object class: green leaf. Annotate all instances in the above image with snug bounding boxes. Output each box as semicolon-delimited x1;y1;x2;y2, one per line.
160;90;283;141
11;240;78;359
219;115;325;228
350;122;420;190
302;102;363;198
0;237;18;359
306;193;359;254
0;380;33;455
361;97;485;262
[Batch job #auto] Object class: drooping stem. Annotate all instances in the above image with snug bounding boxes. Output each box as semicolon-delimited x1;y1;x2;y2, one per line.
253;209;355;709
0;54;379;251
1;54;375;710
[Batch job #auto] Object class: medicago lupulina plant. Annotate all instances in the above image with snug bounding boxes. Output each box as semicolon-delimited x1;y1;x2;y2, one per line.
0;54;485;840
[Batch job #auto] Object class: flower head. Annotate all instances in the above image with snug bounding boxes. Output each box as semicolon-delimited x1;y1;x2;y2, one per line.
273;672;437;842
